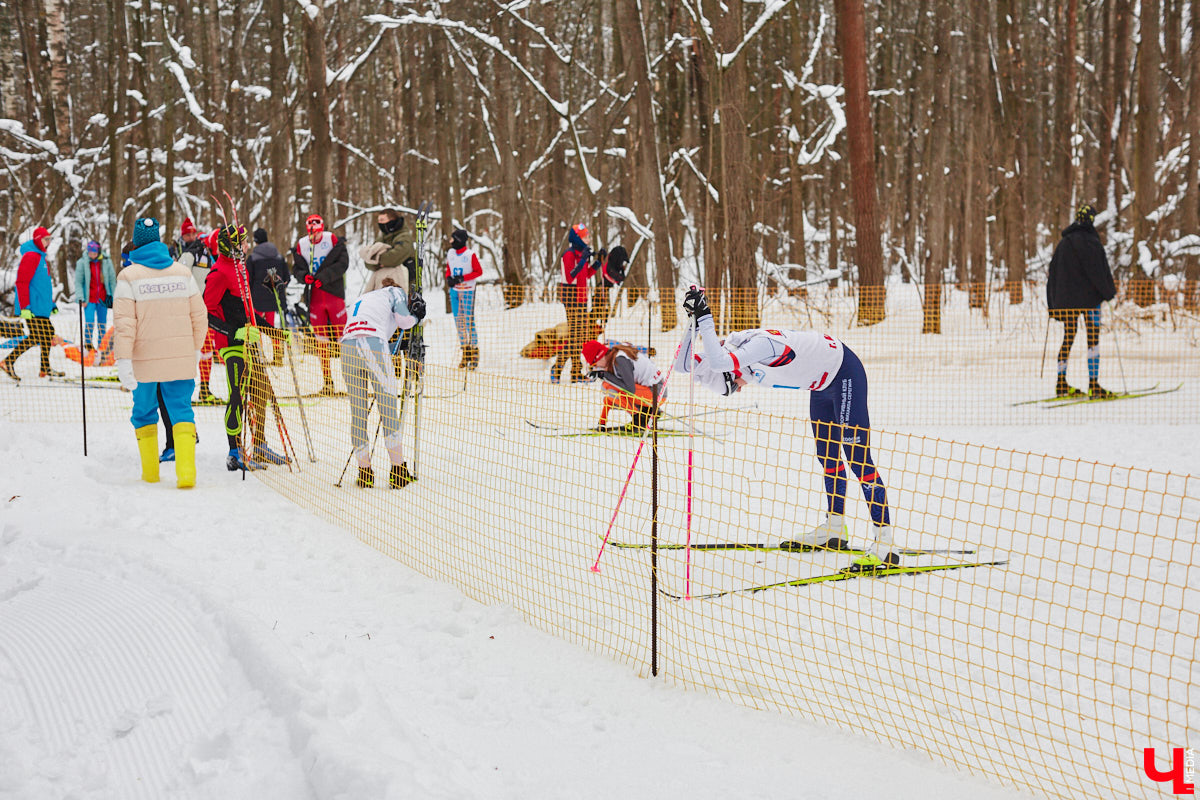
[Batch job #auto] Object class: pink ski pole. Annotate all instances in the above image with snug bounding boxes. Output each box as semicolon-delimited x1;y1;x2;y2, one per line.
684;318;698;598
591;316;696;573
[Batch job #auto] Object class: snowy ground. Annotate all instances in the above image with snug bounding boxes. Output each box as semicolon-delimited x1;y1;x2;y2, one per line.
1;422;1030;800
2;283;1197;799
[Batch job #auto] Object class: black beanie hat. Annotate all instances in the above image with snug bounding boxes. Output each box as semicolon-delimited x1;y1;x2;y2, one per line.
451;228;469;249
1075;203;1097;225
253;228;268;244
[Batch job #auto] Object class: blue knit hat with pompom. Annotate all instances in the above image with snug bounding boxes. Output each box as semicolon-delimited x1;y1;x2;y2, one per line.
132;217;161;248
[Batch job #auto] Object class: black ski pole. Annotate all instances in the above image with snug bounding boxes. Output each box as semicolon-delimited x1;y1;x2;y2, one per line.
78;301;87;456
335;393;377;487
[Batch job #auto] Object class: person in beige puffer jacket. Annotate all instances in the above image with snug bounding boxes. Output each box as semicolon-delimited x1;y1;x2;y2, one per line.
113;217;209;488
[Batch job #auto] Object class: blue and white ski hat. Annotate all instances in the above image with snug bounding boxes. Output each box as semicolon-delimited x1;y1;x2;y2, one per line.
86;240;101;253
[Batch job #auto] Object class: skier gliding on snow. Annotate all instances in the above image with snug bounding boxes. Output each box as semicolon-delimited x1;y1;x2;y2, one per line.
675;286;898;571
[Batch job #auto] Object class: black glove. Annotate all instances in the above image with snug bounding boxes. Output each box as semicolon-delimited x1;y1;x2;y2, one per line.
403;257;416;270
408;291;427;322
722;372;739;396
683;286;711;321
104;296;114;309
446;274;464;288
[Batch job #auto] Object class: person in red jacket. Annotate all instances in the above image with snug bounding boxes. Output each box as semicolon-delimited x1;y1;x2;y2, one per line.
292;213;349;395
550;223;597;384
202;226;285;471
2;226;61;381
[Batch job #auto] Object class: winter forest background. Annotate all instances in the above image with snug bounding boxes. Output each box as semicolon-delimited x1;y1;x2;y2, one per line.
2;0;1198;331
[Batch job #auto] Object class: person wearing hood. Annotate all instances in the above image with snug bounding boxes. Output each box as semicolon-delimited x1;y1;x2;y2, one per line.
2;226;60;382
113;218;208;488
360;208;416;293
444;227;483;370
1046;203;1118;399
247;228;291;367
74;240;117;360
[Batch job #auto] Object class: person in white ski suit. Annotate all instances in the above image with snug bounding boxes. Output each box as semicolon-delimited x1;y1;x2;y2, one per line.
340;278;426;489
675;286;898;570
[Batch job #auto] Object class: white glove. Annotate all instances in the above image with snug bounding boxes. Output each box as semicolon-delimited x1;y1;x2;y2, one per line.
178;252;196;269
117;359;137;391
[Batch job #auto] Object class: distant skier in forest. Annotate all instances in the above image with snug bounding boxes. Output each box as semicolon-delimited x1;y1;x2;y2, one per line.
1046;202;1118;400
444;227;483;370
551;223;597;384
675;286;897;571
74;239;115;362
581;339;664;432
292;213;349;395
2;226;60;382
339;277;425;489
112;218;208;488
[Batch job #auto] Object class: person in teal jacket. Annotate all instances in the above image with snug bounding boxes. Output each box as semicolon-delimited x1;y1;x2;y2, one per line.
2;226;60;381
74;240;117;355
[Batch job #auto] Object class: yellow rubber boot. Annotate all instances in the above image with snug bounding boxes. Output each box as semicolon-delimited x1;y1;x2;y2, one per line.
173;422;197;489
135;425;160;483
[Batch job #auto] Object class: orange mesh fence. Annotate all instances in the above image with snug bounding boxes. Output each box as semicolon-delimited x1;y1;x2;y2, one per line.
2;285;1197;799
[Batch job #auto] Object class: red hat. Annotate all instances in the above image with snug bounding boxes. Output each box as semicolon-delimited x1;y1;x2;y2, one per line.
306;214;324;234
581;340;609;365
181;217;197;236
572;223;589;243
32;226;50;242
204;229;220;256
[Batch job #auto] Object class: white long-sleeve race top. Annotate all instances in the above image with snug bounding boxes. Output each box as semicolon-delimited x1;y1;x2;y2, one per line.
340;285;419;345
675;315;845;395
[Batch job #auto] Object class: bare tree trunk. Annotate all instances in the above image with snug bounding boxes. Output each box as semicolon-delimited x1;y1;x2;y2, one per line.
267;0;291;242
1130;0;1160;306
966;13;992;312
922;0;951;335
1183;0;1200;310
1058;0;1079;212
42;0;70;155
834;0;886;324
302;5;332;215
995;0;1027;304
618;0;677;330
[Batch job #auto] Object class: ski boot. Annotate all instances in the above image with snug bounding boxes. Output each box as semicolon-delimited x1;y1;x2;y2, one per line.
159;447;176;463
1055;375;1084;398
226;448;263;472
465;345;480;371
357;466;375;488
194;384;223;406
390;462;416;489
318;379;339;396
253;444;289;465
846;525;901;573
1088;380;1116;400
1;360;20;383
39;368;66;378
780;514;851;552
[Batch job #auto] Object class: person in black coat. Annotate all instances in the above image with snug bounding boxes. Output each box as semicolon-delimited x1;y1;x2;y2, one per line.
1046;203;1118;398
247;228;291;366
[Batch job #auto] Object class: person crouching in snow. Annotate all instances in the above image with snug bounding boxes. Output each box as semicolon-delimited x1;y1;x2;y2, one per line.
340;277;426;489
675;286;897;572
581;340;665;432
113;217;208;488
